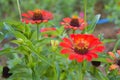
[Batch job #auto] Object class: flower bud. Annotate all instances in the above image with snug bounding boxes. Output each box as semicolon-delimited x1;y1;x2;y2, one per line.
91;61;101;67
51;40;59;50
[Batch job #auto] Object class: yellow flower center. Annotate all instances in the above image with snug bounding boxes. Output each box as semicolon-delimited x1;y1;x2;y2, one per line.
74;39;89;54
32;9;43;20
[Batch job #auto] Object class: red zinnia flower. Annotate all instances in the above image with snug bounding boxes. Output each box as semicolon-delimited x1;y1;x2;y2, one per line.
60;34;104;62
22;9;53;24
40;27;56;38
61;16;87;30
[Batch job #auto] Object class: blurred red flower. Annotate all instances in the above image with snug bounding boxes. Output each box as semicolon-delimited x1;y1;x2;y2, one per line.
61;16;87;30
22;9;53;24
40;27;56;38
60;34;104;62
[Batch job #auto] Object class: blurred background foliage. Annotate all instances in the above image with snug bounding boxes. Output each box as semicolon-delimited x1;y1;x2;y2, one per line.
0;0;120;25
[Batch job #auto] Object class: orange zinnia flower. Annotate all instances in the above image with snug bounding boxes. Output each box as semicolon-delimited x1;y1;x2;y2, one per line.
40;27;56;38
22;9;53;24
107;50;120;73
60;34;104;62
61;16;87;30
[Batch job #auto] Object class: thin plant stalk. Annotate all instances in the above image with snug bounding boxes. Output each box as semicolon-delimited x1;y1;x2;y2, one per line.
73;30;75;34
36;24;39;40
84;0;87;21
80;72;84;80
79;61;87;80
113;39;120;52
84;0;88;33
17;0;22;21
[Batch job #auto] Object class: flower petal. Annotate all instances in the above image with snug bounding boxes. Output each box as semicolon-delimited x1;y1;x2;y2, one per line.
85;54;92;61
108;52;116;58
22;13;30;18
76;55;83;62
63;38;72;45
109;64;119;70
59;42;72;48
90;53;98;58
117;50;120;55
69;53;76;60
63;17;71;23
28;11;34;16
61;49;73;54
106;58;113;63
92;46;105;52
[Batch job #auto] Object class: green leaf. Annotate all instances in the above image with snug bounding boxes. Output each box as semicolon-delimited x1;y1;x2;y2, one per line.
0;48;12;56
30;30;37;41
98;71;109;80
113;39;120;52
56;26;65;36
36;62;49;77
33;37;51;46
11;39;24;45
7;54;22;68
6;21;25;32
0;66;3;74
24;25;31;39
92;57;108;63
84;14;101;34
9;64;32;80
13;31;27;40
103;39;116;43
0;32;3;35
55;62;60;80
3;23;28;41
3;22;15;33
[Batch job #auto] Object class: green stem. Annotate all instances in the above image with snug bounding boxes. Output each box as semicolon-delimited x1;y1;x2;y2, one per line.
17;0;22;21
93;66;97;76
80;72;84;80
84;0;87;21
53;63;57;80
84;0;87;33
36;24;39;40
113;39;120;52
78;62;85;80
73;30;75;34
31;67;38;80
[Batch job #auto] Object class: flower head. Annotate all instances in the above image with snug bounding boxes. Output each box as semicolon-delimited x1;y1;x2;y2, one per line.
107;50;120;73
60;34;104;62
61;16;87;30
40;27;56;38
22;9;53;24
